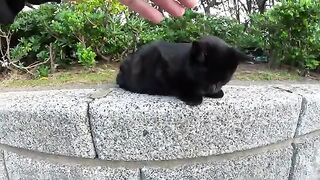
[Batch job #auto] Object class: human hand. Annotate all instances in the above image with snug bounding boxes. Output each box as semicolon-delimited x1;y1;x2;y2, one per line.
120;0;197;24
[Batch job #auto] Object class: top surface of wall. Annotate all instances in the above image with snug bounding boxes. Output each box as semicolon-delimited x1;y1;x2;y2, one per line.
0;84;319;161
0;89;96;158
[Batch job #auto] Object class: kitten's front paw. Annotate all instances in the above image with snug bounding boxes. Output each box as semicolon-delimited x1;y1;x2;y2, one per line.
205;90;224;98
179;96;203;106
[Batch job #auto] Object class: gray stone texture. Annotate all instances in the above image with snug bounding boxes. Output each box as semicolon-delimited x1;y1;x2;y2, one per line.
90;86;301;161
4;151;139;180
142;146;292;180
292;134;320;180
0;89;96;158
274;84;320;136
0;151;8;180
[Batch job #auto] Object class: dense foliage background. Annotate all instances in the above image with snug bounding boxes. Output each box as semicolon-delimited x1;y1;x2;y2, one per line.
0;0;319;78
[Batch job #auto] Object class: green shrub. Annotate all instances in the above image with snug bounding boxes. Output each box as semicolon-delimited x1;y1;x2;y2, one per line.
36;65;50;78
0;6;254;76
155;10;246;46
2;0;319;77
250;0;320;70
2;0;133;75
76;43;96;67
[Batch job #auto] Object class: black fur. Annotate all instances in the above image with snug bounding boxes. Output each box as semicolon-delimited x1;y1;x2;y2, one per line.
116;36;250;106
0;0;61;25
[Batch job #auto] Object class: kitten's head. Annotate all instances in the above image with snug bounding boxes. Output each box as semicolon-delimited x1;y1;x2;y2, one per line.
189;36;250;92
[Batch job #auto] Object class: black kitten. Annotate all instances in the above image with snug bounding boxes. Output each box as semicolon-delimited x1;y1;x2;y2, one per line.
116;36;249;106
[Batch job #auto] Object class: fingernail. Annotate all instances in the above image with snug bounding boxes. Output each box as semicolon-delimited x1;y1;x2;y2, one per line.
148;15;164;24
185;0;197;8
175;8;185;17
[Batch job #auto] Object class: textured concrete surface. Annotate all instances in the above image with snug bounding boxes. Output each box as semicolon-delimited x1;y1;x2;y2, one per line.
0;151;8;180
0;89;96;158
142;146;292;180
292;134;320;180
90;86;301;161
274;84;320;136
4;151;139;180
0;84;319;179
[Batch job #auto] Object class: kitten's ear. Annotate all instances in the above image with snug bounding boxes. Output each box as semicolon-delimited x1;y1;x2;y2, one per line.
191;41;205;63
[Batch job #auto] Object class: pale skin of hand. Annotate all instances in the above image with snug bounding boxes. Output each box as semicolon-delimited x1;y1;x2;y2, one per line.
119;0;198;24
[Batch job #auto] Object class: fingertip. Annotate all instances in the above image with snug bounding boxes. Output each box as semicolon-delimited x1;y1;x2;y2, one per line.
152;0;186;17
140;10;164;24
121;0;164;24
150;15;164;24
181;0;197;8
174;7;185;17
168;7;185;17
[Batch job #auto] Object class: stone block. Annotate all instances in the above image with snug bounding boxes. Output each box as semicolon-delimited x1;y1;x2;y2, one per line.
90;86;301;161
274;84;320;136
0;89;96;158
142;145;292;180
0;150;8;180
4;151;139;180
291;133;320;180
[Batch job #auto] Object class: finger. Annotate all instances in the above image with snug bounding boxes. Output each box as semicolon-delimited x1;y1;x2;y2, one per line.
177;0;198;8
152;0;185;17
120;0;164;23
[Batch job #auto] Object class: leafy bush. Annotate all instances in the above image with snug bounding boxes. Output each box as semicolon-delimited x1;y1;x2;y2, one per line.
76;43;96;67
250;0;320;70
1;0;133;77
151;10;246;46
1;4;249;77
1;0;319;78
36;65;50;78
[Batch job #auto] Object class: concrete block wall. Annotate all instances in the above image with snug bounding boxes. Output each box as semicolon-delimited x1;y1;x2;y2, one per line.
0;84;319;180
